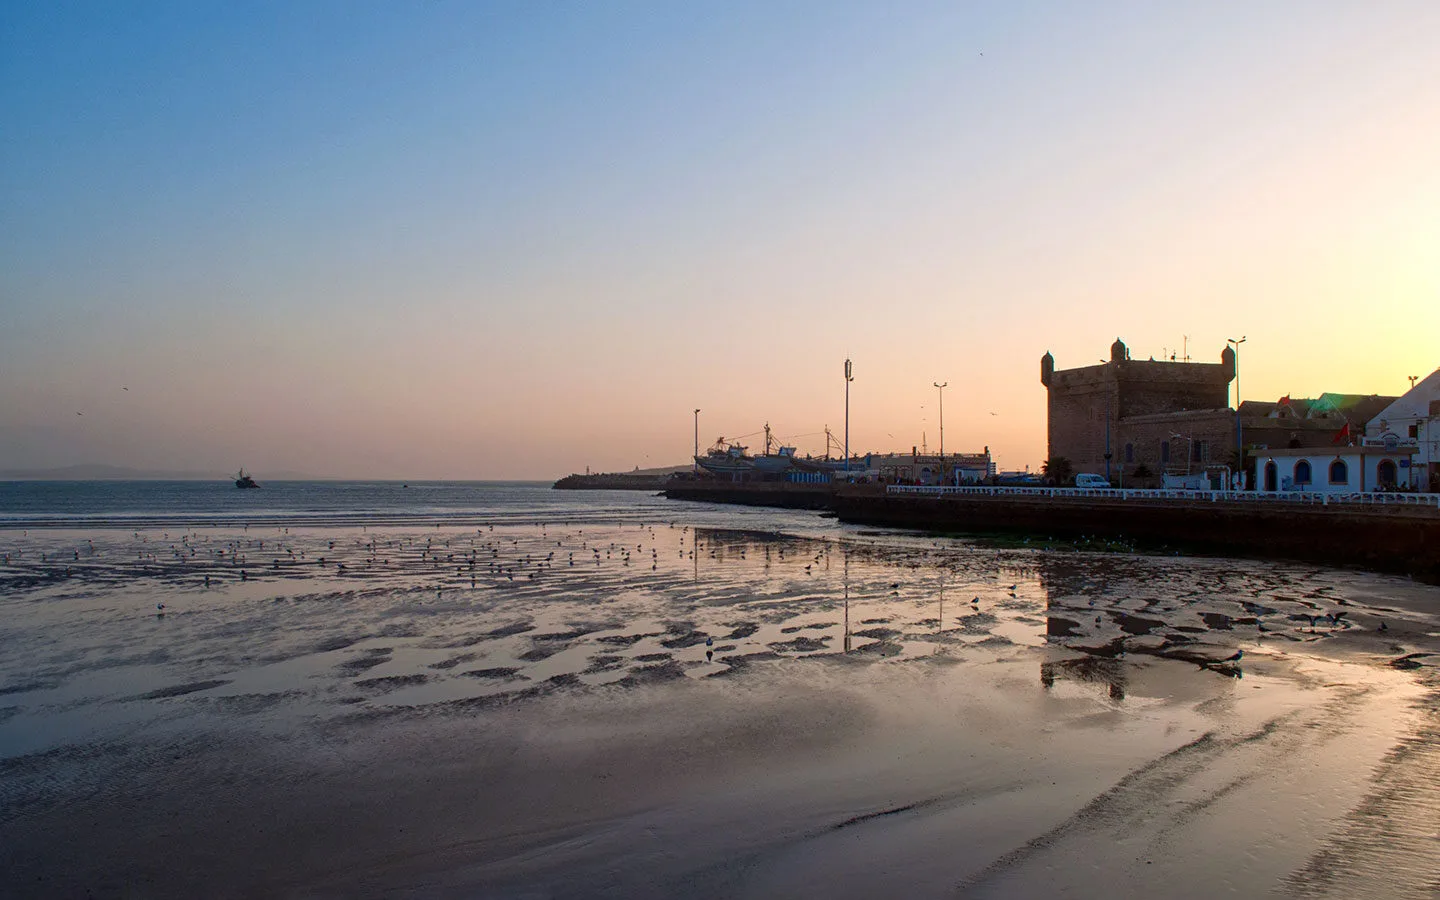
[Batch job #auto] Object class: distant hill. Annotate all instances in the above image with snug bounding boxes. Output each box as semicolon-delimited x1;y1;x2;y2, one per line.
0;464;319;481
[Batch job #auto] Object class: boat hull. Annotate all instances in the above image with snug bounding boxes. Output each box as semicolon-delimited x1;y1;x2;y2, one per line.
696;456;755;476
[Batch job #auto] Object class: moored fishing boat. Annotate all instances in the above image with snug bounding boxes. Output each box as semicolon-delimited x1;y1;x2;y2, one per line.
695;442;755;476
751;423;798;474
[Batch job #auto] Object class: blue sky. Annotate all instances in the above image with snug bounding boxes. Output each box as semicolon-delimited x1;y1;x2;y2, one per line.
3;2;1437;477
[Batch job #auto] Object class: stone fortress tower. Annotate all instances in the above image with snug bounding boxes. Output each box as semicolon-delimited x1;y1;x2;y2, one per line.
1041;339;1235;482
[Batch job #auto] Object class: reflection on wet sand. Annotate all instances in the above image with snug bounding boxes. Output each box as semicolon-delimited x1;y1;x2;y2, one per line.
2;520;1439;898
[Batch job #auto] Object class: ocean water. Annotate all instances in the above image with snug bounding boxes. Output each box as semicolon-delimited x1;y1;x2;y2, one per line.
0;479;661;526
2;482;1439;897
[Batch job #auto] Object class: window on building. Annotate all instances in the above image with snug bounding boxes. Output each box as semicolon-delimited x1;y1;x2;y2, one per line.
1124;443;1134;463
1161;441;1170;464
1409;424;1420;438
1329;459;1348;484
1295;460;1313;484
1193;440;1208;463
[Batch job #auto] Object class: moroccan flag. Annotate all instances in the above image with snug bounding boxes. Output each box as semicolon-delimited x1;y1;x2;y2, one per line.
1279;395;1291;406
1332;422;1351;444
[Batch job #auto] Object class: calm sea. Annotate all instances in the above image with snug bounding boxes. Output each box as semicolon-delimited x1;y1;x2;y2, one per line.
0;480;821;533
0;480;687;528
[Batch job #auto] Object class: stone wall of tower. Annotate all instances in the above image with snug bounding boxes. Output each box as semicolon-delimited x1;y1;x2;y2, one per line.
1045;363;1119;475
1114;360;1232;418
1115;409;1237;481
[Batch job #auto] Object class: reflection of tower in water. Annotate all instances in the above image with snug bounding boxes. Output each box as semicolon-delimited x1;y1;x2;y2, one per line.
1036;555;1128;701
843;549;851;653
1040;658;1127;701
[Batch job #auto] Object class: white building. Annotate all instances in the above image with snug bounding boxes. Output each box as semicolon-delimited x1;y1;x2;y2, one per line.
1253;446;1418;494
1365;368;1440;491
870;450;993;485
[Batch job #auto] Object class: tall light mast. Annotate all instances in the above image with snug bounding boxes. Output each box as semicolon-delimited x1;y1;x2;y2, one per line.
844;359;854;472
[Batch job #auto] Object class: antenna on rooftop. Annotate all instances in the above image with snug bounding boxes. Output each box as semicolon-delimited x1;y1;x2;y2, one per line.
1409;375;1419;388
1182;335;1190;362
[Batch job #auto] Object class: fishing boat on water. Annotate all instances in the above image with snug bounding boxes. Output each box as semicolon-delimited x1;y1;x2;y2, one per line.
234;468;260;489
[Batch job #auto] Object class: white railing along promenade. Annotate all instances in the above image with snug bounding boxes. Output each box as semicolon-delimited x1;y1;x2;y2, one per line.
885;484;1440;508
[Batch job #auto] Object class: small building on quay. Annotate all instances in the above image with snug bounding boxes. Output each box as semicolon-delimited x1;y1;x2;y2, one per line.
1364;368;1440;491
871;449;994;485
1251;445;1417;493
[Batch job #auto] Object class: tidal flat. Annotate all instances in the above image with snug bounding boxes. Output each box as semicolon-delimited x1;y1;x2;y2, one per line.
2;519;1438;898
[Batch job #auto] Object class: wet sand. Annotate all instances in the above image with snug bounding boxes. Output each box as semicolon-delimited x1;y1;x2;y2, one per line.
2;520;1438;897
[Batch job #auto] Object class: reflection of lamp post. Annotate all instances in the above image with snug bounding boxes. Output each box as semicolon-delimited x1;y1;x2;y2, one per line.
693;409;701;474
1227;336;1247;481
844;359;854;472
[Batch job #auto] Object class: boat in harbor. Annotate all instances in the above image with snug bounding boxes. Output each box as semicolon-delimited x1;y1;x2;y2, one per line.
752;423;798;475
234;468;260;489
695;441;755;476
697;424;803;477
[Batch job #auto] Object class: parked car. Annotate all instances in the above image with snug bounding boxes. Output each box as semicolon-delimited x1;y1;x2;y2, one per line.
1074;473;1112;488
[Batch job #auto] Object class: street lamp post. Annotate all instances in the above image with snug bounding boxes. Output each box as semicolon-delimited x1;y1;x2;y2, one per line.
933;381;947;480
1228;336;1247;487
844;359;854;473
693;408;701;475
1104;394;1113;484
1170;432;1193;477
933;382;947;458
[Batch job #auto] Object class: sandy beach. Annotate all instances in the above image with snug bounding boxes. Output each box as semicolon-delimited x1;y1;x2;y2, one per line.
2;517;1438;898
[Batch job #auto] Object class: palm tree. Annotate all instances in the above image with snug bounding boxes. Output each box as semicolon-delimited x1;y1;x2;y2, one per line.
1041;456;1073;486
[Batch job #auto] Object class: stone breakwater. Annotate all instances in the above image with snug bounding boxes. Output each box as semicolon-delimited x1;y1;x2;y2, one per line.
664;482;1440;582
554;472;676;490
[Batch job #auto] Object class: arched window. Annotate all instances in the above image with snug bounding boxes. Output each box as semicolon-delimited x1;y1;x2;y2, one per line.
1294;460;1313;485
1124;443;1134;463
1377;459;1398;487
1329;459;1348;484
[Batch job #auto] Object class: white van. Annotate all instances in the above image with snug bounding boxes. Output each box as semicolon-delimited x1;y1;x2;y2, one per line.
1074;473;1112;489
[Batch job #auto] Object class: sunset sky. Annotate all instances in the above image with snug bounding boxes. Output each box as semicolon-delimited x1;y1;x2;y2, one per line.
3;2;1437;479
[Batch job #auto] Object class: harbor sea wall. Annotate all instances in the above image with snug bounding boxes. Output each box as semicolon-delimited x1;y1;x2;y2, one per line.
832;489;1440;583
665;481;1439;581
663;481;835;510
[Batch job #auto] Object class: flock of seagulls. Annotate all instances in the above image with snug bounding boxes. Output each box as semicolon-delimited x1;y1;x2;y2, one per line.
1;524;1410;685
